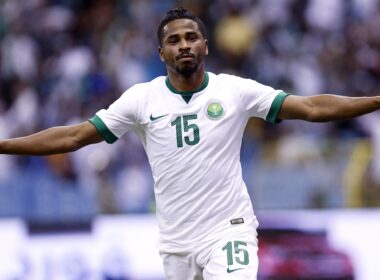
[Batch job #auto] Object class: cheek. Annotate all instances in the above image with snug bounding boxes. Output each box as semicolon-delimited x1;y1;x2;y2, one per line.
196;45;208;57
162;48;177;62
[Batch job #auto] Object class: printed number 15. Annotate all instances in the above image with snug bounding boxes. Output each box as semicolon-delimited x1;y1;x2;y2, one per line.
222;241;250;266
171;114;200;148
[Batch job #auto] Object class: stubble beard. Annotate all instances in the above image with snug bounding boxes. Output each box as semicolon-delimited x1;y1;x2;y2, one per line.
176;62;199;78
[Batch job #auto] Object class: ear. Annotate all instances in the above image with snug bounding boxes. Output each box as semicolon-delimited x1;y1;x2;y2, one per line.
204;39;209;56
158;47;165;62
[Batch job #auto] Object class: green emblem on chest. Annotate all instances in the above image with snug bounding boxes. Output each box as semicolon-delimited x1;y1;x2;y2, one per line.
206;102;224;120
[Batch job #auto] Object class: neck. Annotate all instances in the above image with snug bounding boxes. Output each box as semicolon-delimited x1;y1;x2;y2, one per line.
167;66;206;92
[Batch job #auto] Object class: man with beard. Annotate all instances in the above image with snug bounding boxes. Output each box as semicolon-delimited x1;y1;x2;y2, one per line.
1;7;380;280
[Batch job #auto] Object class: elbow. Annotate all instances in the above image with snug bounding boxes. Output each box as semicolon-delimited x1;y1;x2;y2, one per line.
69;139;85;152
306;115;330;123
61;138;83;153
305;108;330;123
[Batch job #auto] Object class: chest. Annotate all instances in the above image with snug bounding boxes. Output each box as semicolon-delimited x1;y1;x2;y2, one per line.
140;89;246;152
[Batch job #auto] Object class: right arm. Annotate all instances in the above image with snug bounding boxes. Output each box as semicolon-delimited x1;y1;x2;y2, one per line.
0;121;104;155
278;94;380;122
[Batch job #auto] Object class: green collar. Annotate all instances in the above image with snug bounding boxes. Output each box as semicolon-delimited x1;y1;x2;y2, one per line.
165;72;209;103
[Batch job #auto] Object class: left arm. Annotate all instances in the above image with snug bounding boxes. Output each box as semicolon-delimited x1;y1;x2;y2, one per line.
278;94;380;122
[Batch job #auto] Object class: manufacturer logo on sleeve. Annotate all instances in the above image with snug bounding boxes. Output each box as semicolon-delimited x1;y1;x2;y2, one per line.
206;101;225;120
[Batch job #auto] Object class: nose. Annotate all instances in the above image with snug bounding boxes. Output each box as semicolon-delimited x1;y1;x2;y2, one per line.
178;38;190;51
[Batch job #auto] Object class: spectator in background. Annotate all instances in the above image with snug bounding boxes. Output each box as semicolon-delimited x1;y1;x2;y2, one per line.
1;6;380;280
214;3;256;71
1;20;38;83
0;0;380;220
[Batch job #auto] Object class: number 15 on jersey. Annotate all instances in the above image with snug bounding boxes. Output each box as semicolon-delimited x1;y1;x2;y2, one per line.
171;114;200;148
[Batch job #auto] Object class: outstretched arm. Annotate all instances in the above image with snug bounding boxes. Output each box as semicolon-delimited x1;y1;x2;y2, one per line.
278;94;380;122
0;121;104;155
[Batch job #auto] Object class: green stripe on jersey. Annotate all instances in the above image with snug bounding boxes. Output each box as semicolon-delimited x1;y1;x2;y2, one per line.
89;115;118;144
266;91;289;124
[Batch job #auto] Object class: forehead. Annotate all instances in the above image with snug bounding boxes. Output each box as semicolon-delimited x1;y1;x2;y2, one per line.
162;19;201;38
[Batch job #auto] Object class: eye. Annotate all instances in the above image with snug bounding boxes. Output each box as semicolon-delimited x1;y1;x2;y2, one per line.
167;37;178;45
188;34;198;42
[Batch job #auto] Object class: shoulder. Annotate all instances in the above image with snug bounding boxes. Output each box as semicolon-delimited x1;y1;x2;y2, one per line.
205;72;238;91
210;72;270;92
120;76;166;99
210;72;259;86
209;72;238;83
211;72;247;81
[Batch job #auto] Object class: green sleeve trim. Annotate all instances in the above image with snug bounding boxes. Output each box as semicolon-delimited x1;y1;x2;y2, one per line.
89;115;118;144
266;91;289;124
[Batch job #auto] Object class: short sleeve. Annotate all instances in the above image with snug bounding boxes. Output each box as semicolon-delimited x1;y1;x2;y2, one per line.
89;85;141;143
233;75;288;124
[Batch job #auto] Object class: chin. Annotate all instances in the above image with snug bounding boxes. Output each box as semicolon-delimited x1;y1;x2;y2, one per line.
176;64;198;77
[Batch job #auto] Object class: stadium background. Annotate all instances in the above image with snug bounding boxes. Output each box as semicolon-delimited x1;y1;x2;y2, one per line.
0;0;379;279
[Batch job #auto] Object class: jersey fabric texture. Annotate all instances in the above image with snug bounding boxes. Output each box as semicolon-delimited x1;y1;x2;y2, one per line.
89;72;288;252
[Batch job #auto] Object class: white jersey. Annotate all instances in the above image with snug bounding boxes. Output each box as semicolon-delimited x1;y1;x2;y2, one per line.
90;72;287;252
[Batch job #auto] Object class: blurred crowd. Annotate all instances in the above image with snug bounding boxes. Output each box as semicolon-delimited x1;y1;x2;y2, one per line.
0;0;380;217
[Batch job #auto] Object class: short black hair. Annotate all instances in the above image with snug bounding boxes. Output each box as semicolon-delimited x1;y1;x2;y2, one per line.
157;7;206;47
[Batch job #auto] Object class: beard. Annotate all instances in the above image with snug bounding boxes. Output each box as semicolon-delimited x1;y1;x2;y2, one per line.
175;61;199;77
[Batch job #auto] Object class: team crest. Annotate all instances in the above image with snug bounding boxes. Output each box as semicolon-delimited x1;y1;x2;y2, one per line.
206;101;225;120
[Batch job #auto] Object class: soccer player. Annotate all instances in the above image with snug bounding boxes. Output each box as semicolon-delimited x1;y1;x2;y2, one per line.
0;7;379;280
